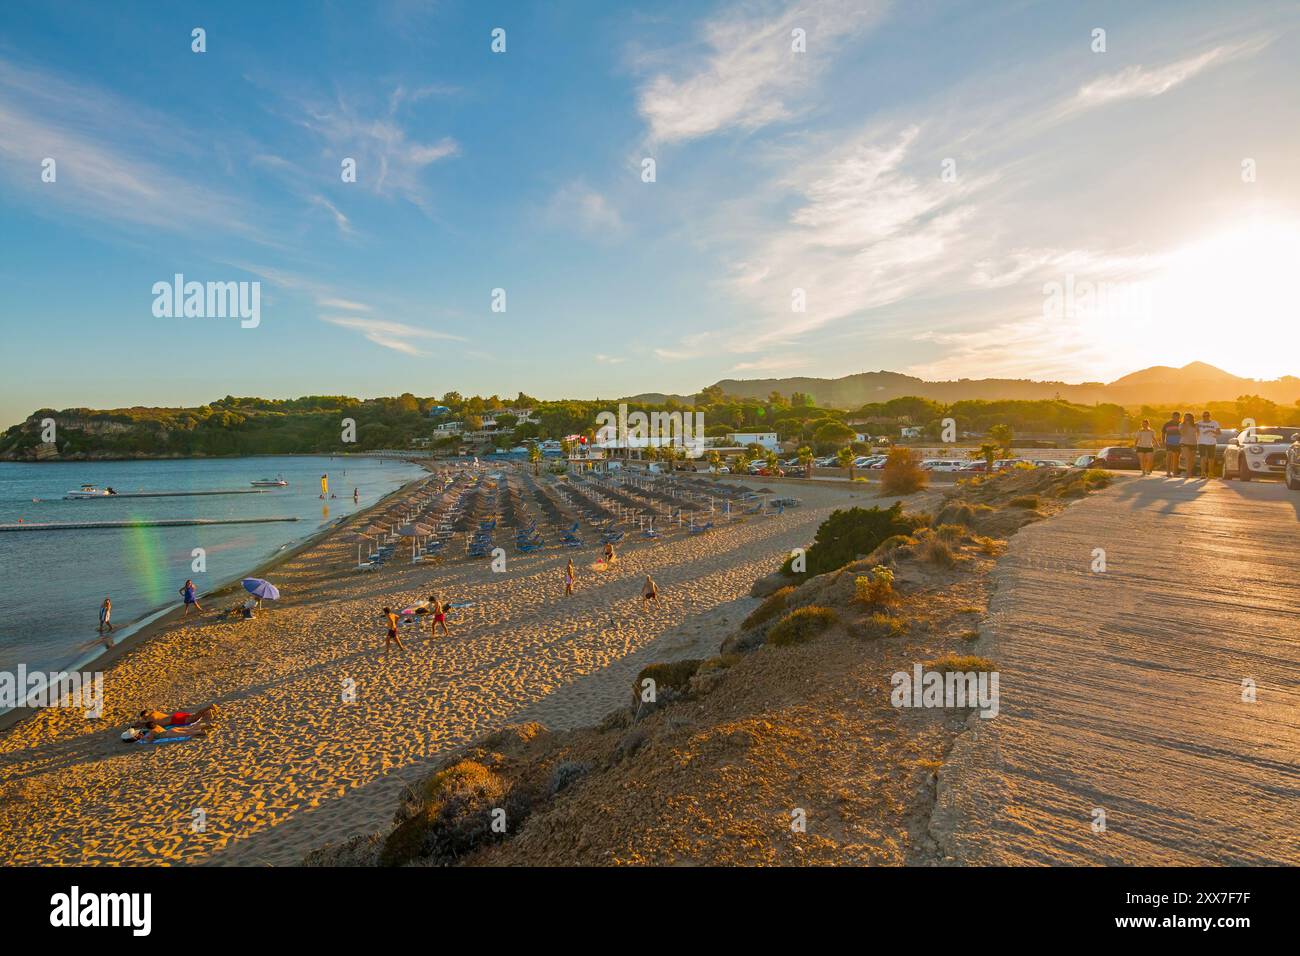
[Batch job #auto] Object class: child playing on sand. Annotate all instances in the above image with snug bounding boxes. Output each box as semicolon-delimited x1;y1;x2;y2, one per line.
641;575;659;612
98;597;113;634
179;580;202;616
565;559;576;596
603;541;616;565
382;606;405;653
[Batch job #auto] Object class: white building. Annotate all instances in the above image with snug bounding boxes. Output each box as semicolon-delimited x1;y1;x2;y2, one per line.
726;431;779;450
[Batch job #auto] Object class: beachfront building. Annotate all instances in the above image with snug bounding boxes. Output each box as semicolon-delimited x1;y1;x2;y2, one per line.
900;426;923;439
434;420;464;435
726;431;780;450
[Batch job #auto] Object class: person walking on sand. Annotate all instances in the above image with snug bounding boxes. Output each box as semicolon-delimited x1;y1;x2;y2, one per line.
565;558;576;596
640;574;659;612
1162;411;1182;476
1179;413;1199;478
1134;419;1158;476
427;594;451;638
1196;410;1221;479
179;579;202;616
382;606;405;653
98;597;114;634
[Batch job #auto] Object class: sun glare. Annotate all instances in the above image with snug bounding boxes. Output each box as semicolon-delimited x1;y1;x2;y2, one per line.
1146;219;1300;378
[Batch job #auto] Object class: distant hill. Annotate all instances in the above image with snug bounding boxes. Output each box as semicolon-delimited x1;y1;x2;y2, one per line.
664;363;1300;409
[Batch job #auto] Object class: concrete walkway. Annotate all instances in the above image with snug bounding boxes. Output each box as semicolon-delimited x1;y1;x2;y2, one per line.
932;475;1300;864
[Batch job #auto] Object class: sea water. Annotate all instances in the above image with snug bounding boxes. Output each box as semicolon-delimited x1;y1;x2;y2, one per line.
0;455;425;675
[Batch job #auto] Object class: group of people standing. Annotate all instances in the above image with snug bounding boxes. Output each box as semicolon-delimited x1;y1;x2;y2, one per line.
1133;411;1222;477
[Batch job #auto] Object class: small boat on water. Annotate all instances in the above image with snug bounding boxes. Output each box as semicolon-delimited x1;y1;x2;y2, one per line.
65;484;117;499
250;476;289;488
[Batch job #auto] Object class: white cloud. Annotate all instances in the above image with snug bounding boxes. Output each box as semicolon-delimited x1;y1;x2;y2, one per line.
546;182;624;235
320;315;465;356
292;87;460;208
1062;38;1271;117
310;195;353;235
725;123;993;348
0;56;256;237
316;297;372;312
636;0;890;143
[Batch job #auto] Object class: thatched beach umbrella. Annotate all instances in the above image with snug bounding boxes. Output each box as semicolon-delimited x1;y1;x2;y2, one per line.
397;522;435;559
347;530;375;565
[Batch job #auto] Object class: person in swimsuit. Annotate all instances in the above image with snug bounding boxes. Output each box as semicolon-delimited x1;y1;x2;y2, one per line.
122;723;209;744
179;579;203;616
1134;419;1157;476
641;575;659;613
98;597;114;635
133;703;219;729
427;594;451;637
382;606;405;653
565;559;575;596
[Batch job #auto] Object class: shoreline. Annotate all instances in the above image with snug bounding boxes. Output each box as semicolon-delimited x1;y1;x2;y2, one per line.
0;462;434;735
0;472;874;865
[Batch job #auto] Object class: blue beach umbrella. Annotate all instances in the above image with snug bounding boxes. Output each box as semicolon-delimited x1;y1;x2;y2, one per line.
241;578;281;601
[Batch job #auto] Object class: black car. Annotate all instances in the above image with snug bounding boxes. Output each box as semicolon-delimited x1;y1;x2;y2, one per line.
1091;446;1141;470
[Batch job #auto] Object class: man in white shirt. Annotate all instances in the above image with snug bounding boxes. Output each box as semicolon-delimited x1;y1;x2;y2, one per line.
1196;411;1221;478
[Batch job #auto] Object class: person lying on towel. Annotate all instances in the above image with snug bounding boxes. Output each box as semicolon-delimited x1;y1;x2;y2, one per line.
131;703;219;729
121;723;209;744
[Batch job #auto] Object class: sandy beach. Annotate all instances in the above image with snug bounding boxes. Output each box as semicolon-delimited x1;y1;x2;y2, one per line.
0;468;880;866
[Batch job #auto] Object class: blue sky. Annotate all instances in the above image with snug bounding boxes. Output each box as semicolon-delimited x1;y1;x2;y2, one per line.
2;0;1299;427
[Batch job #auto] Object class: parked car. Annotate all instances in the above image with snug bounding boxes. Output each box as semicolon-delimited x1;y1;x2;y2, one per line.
814;456;838;467
1222;425;1300;481
991;458;1035;472
920;459;965;472
1033;459;1071;469
756;466;785;477
1073;454;1098;468
1090;447;1141;470
959;460;987;472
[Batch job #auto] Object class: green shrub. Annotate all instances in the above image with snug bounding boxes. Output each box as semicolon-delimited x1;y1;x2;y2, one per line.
1007;494;1039;509
782;502;923;577
865;611;908;638
1082;468;1112;488
854;565;897;606
927;653;996;673
768;606;837;646
742;586;795;629
881;448;928;495
698;653;742;674
380;760;510;867
634;659;703;698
